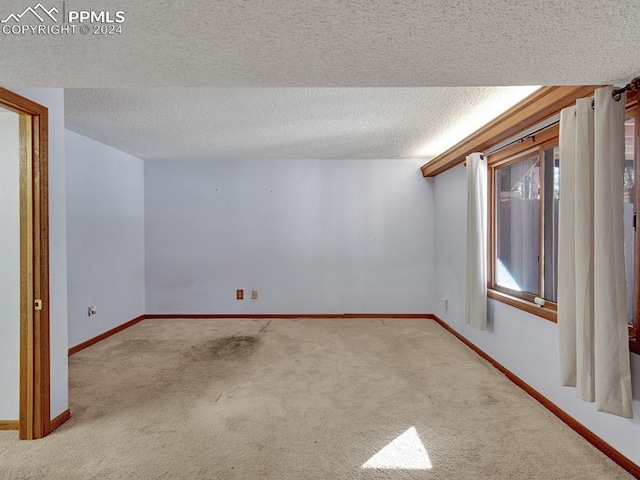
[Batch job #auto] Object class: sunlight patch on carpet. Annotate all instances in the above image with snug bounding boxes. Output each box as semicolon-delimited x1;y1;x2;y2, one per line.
361;426;432;470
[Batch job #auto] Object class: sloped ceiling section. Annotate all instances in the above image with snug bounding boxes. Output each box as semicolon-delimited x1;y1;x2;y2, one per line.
64;87;539;161
0;0;638;87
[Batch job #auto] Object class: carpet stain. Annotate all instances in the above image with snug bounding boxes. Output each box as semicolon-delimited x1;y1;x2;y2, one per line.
259;321;271;333
187;335;260;362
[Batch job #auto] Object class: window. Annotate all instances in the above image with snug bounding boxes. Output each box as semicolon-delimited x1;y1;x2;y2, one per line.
486;92;640;354
625;105;639;354
489;134;559;313
624;115;635;328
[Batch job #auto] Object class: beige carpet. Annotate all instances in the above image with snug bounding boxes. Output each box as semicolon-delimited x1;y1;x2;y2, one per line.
0;318;632;479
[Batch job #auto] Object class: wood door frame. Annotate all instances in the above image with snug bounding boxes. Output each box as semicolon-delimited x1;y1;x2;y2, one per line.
0;87;50;439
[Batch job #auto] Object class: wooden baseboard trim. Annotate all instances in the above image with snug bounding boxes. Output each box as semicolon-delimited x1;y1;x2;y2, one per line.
428;314;640;479
145;313;431;320
68;315;145;356
0;420;19;430
47;409;70;434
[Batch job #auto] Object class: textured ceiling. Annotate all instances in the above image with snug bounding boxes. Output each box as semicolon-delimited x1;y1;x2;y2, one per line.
0;0;638;87
65;87;539;161
10;1;639;162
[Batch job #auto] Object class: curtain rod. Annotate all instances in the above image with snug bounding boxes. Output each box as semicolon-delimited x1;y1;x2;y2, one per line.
479;121;559;159
472;77;640;161
613;76;640;101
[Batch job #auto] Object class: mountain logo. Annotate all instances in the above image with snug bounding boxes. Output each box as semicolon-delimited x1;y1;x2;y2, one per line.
1;3;59;23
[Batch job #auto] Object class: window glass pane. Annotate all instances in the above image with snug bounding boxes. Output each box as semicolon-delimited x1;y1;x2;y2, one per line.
495;156;540;295
624;116;635;325
543;147;559;302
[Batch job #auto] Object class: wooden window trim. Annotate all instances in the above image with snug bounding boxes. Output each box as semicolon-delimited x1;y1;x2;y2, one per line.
630;325;639;355
488;128;561;315
488;289;557;322
488;131;559;313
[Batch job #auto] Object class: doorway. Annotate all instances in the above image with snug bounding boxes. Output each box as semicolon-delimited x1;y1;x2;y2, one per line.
0;88;51;439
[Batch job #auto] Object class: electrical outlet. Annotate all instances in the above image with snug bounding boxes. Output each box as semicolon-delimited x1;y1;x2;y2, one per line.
88;306;97;317
236;289;244;300
252;290;258;300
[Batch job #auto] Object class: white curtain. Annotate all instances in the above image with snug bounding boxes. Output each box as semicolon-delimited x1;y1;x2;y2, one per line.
558;86;633;418
465;152;487;330
558;98;595;401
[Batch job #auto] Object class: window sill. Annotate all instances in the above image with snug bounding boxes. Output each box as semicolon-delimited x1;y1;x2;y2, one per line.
488;289;640;356
487;289;557;323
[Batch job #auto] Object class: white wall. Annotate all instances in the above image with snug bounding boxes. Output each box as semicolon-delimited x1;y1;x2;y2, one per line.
145;159;434;314
432;164;640;465
66;130;145;348
10;88;68;420
0;110;20;420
